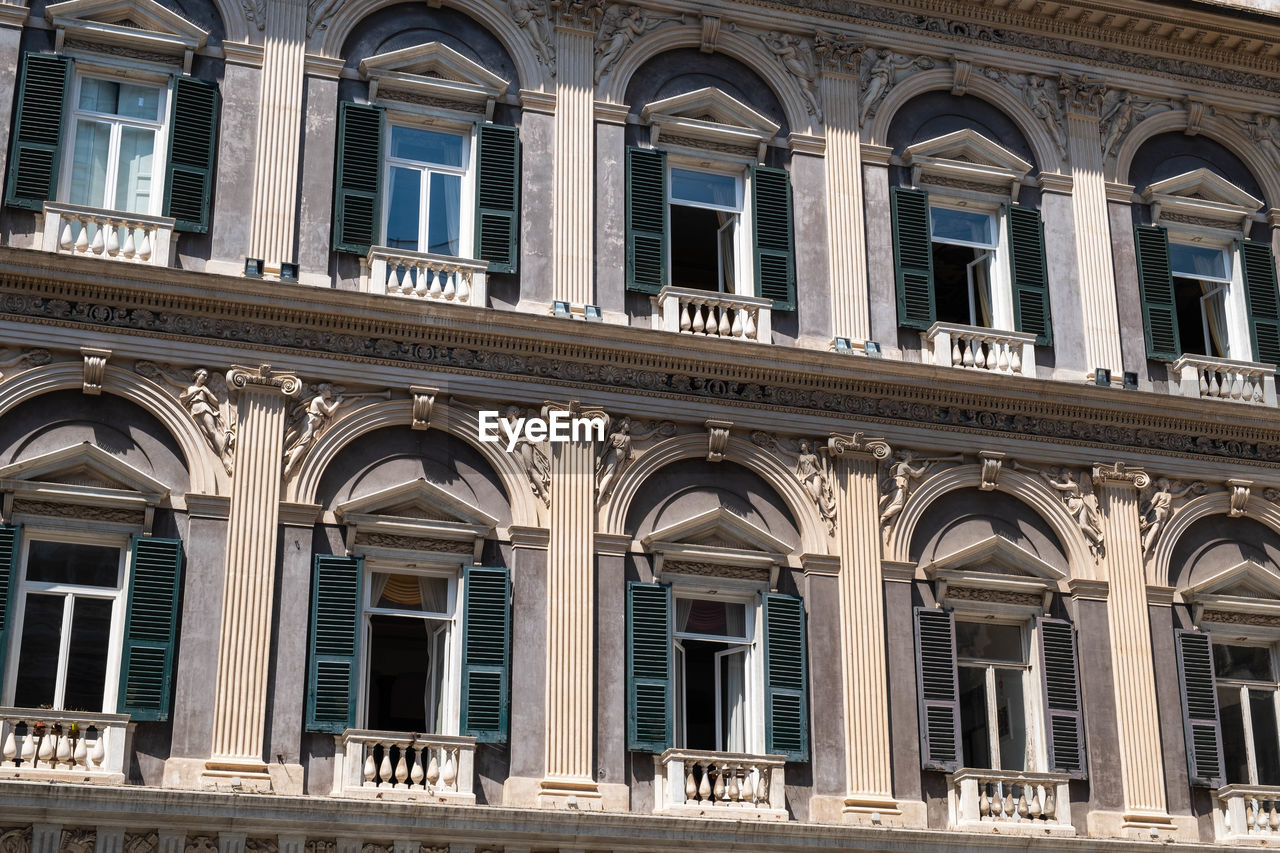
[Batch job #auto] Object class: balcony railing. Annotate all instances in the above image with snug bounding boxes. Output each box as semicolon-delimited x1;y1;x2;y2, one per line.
950;769;1074;835
654;748;787;819
925;323;1037;377
331;729;476;804
365;248;488;307
653;287;773;343
1169;354;1277;405
0;709;132;784
1219;785;1280;840
41;202;175;267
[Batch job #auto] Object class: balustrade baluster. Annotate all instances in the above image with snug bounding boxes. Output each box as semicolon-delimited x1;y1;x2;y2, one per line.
410;747;425;787
37;730;54;765
692;303;706;334
122;226;138;259
996;341;1010;372
679;301;692;332
60;219;75;250
727;764;740;802
75;221;90;252
1027;785;1042;819
743;309;757;340
684;766;697;803
1003;787;1016;819
443;270;457;300
951;338;963;367
713;763;726;802
55;732;72;769
717;306;731;337
137;227;153;261
1017;788;1029;819
378;748;393;785
697;761;712;802
1042;787;1056;819
442;747;458;788
428;268;443;298
730;308;743;338
21;730;35;765
393;747;409;787
979;784;990;817
1;728;15;767
105;223;121;256
457;273;472;303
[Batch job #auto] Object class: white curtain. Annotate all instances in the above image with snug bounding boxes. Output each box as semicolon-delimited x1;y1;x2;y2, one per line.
369;572;390;608
70;120;110;209
1203;283;1230;357
418;576;450;614
719;648;747;752
716;213;737;293
676;598;694;633
430;172;462;256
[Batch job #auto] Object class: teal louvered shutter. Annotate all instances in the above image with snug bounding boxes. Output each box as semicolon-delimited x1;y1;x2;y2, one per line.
5;54;71;211
163;76;220;233
1175;630;1225;788
625;146;667;293
1038;617;1086;779
118;537;183;720
1134;225;1181;361
0;526;19;692
1242;240;1280;366
306;554;362;733
891;186;935;330
627;581;672;752
332;102;383;254
1007;204;1053;346
915;607;961;771
461;565;511;742
753;165;796;311
474;123;520;273
764;593;808;762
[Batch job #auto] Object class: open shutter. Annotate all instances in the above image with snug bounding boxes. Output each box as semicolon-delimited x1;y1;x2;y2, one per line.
1038;617;1086;778
1242;240;1280;366
753;165;796;311
625;146;667;293
1176;630;1225;788
332;102;383;254
1135;225;1181;361
305;554;362;733
0;525;19;692
118;537;183;720
627;581;672;752
474;123;520;273
764;592;809;762
915;607;961;771
461;565;510;743
1007;204;1053;346
891;186;935;330
5;54;71;211
163;76;219;233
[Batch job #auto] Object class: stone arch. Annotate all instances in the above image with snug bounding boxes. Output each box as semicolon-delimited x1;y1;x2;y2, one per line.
601;434;827;556
887;465;1093;576
0;363;223;496
1150;493;1280;589
212;0;246;44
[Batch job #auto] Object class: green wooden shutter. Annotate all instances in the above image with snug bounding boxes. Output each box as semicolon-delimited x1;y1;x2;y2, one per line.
305;554;362;733
764;592;808;762
625;146;667;293
626;581;672;752
753;165;796;311
891;186;935;330
0;525;20;692
163;76;220;233
1175;630;1225;788
915;607;961;771
1242;240;1280;366
1007;204;1053;346
4;54;71;211
118;537;183;720
474;123;520;274
461;565;511;743
332;102;383;255
1038;617;1086;779
1135;225;1181;361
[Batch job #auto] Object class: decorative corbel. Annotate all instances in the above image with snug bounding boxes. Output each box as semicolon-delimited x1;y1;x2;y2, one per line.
979;451;1005;491
951;57;971;96
706;419;733;462
410;386;437;431
81;347;111;395
1185;98;1205;136
700;14;721;53
1227;478;1253;517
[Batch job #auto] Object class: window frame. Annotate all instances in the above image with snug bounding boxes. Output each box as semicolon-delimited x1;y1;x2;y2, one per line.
1213;638;1280;787
1166;231;1250;361
927;198;1014;331
664;154;754;298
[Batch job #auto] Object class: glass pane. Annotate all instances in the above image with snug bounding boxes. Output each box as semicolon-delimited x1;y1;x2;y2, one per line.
427;172;461;256
670;168;739;209
955;622;1024;663
1220;685;1251;784
14;593;63;708
27;541;120;587
959;665;992;769
365;613;433;732
79;79;159;121
114;126;155;214
718;646;747;752
995;667;1028;771
62;597;112;711
930;206;996;246
1251;689;1280;786
385;167;421;251
1214;644;1275;682
430;623;448;734
676;599;747;639
389;126;465;168
69;119;111;208
371;572;450;614
1170;242;1230;282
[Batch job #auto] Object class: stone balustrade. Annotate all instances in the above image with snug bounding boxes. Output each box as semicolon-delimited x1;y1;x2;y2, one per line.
924;322;1037;377
653;286;773;343
41;202;175;267
1218;785;1280;840
331;729;476;804
365;248;489;307
0;709;132;784
1169;354;1277;405
950;769;1074;835
654;748;787;819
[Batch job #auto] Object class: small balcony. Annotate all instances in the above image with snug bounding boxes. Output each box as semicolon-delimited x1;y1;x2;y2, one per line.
1218;785;1280;842
331;729;476;804
41;202;175;267
949;769;1074;836
364;247;488;307
653;748;787;820
1169;354;1277;406
924;323;1037;377
0;708;133;785
653;287;773;343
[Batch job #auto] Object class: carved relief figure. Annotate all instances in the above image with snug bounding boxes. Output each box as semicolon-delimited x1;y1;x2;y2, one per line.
181;368;235;474
283;385;390;477
511;0;555;67
793;440;836;533
0;347;52;380
1041;466;1105;556
764;31;822;121
859;49;934;127
595;416;632;505
595;7;645;83
504;405;551;506
1139;477;1202;554
879;450;960;531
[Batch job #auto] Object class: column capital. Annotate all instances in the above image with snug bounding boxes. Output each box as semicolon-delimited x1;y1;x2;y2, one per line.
1058;73;1106;117
828;432;891;461
227;364;303;397
1092;461;1150;490
815;30;863;76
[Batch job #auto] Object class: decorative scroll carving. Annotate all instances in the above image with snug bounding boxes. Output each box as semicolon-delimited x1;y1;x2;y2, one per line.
11;500;145;525
705;419;733;462
1092;461;1151;489
880;450;962;535
284;384;390;477
1057;73;1106;115
123;833;158;853
700;14;720;54
813;29;861;73
1226;478;1253;517
0;347;52;380
80;347;109;395
227;364;303;395
827;431;891;460
60;830;95;853
410;385;436;431
1098;90;1180;162
0;826;31;853
947;586;1043;607
1139;478;1206;554
859;49;935;127
979;451;1004;491
552;0;605;29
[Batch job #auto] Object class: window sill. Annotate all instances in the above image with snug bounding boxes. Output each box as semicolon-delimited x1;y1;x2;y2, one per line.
331;728;476;804
39;202;175;268
1218;784;1280;842
364;247;488;308
924;322;1038;378
652;286;773;343
949;768;1074;835
0;707;133;785
653;747;788;820
1168;354;1277;406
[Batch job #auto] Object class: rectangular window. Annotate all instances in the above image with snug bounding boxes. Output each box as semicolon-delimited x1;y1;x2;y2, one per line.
1170;241;1234;358
673;595;754;753
930;205;999;328
669;167;744;294
956;620;1032;772
1214;642;1280;786
383;124;469;257
67;77;165;215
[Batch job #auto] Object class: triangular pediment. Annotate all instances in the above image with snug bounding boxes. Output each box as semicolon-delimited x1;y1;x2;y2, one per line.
924;535;1066;582
641;87;781;139
904;129;1033;176
46;0;208;48
359;42;509;113
0;442;168;500
1185;560;1280;602
642;506;791;556
1146;169;1262;211
336;478;497;530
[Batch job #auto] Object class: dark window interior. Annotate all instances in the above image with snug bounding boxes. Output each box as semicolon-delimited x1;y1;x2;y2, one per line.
681;638;719;750
670;205;721;291
366;614;432;732
933;242;981;326
1173;277;1223;358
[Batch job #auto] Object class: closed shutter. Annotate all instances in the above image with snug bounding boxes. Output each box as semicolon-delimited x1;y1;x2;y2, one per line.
1007;204;1053;346
915;607;961;771
625;146;667;293
764;592;808;761
4;54;71;211
118;537;184;720
1038;617;1086;778
460;565;511;743
1242;240;1280;366
305;554;362;733
627;581;672;752
1135;225;1181;361
753;165;796;311
0;525;19;691
474;123;520;273
1175;629;1225;788
332;102;383;254
163;76;219;233
891;186;935;330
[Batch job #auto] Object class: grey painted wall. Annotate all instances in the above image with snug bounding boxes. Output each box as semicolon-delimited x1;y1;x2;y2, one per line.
885;579;921;801
805;571;847;800
207;61;262;272
790;152;831;347
296;75;338;279
266;521;314;777
907;488;1068;572
1148;603;1194;827
1108;200;1154;387
516;110;555;309
1041;190;1083;379
595;122;626;317
863;162;900;355
1073;597;1121;823
507;543;547;780
597;552;626;789
170;514;228;759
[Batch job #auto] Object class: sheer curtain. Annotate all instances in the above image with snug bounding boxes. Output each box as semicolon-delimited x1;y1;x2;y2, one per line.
430;173;462;256
1203;284;1230;357
721;605;746;752
417;576;452;733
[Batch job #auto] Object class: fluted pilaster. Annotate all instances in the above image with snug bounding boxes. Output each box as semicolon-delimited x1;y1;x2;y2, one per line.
552;23;594;306
1066;114;1123;377
820;71;869;343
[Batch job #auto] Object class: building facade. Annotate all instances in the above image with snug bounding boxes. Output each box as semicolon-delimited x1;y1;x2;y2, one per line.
1;0;1280;850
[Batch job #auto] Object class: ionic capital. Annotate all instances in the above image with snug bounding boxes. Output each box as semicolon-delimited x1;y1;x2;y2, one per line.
1092;461;1150;489
827;432;891;460
227;364;303;397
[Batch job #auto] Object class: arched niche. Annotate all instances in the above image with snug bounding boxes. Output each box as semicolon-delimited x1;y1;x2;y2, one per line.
1168;515;1280;592
1127;132;1266;208
908;487;1068;576
887;90;1038;174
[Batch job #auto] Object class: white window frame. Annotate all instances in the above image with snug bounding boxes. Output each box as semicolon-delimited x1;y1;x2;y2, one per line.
1167;231;1249;361
378;111;477;261
1212;638;1280;787
665;153;754;298
928;199;1014;331
954;615;1046;773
